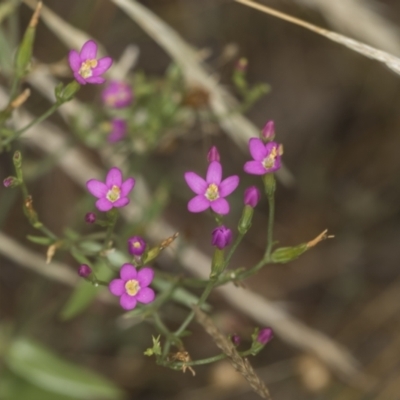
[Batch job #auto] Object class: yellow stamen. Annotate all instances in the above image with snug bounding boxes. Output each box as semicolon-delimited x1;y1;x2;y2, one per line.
79;59;98;78
106;185;121;202
205;183;219;201
125;279;140;296
262;146;279;169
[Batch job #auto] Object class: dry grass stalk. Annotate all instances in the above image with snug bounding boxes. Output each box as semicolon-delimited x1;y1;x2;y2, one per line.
193;306;272;399
235;0;400;76
296;0;400;55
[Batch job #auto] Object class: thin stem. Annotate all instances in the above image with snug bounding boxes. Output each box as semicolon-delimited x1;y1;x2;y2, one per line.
264;191;275;260
167;348;255;368
174;279;215;337
38;225;58;241
224;232;244;267
102;210;118;252
2;102;61;145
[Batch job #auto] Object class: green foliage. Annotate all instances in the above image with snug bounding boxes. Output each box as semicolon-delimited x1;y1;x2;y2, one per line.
5;338;124;399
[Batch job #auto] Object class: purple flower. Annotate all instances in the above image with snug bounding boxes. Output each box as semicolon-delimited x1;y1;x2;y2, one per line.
86;167;135;212
128;236;146;256
108;119;127;143
102;80;133;108
244;139;283;175
207;146;220;163
109;264;155;310
68;40;112;85
244;186;261;208
184;161;239;215
257;328;273;345
78;264;92;278
212;226;232;249
3;176;17;188
85;212;96;224
261;120;275;141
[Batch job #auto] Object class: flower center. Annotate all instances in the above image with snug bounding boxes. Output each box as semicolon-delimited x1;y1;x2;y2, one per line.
262;146;279;170
106;185;121;202
125;279;140;296
205;183;219;201
133;241;141;249
79;59;98;78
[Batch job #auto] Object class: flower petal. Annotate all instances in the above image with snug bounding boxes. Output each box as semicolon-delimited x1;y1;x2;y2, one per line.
120;178;135;197
85;76;106;85
120;293;137;310
137;267;154;287
219;175;239;197
109;279;124;296
249;138;267;161
206;161;222;184
73;72;87;85
86;179;108;198
80;40;97;60
244;160;266;175
188;195;210;213
184;172;207;195
210;198;230;215
68;50;81;72
120;263;137;280
95;198;113;212
136;287;155;304
92;57;113;75
106;167;122;187
113;197;129;208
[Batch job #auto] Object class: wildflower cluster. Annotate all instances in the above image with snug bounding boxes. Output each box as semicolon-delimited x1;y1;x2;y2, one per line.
1;23;332;395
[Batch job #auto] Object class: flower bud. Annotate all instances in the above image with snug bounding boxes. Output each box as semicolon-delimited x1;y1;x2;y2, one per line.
85;212;96;224
3;176;19;188
244;186;261;208
261;120;275;141
128;236;146;256
231;334;241;346
207;146;220;163
257;328;273;344
211;226;232;250
78;264;92;278
271;244;307;264
13;151;22;168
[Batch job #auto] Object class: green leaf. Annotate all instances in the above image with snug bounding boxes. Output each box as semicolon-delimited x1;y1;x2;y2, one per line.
26;235;53;245
60;262;113;320
5;338;124;399
144;335;161;357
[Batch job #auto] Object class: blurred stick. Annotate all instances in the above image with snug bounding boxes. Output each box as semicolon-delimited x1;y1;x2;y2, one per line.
0;232;114;304
235;0;400;76
295;0;400;55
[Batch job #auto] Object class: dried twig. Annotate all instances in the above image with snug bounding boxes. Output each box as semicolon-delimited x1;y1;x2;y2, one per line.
194;306;271;399
235;0;400;76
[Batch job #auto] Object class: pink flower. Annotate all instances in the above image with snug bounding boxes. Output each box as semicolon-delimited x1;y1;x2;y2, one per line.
86;167;135;212
109;264;155;310
108;119;127;143
128;236;146;256
102;80;133;108
184;161;239;215
68;40;113;85
244;139;283;175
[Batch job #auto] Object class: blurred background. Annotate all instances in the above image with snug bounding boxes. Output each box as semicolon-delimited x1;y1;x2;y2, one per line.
1;0;400;399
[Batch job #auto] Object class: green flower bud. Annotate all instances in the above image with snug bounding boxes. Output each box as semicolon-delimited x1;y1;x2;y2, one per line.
210;248;225;280
238;205;254;234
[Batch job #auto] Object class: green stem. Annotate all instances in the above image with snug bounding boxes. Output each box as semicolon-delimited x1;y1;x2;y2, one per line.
38;225;58;241
2;102;61;146
102;210;118;252
224;233;244;267
167;348;254;368
174;279;215;337
264;191;275;261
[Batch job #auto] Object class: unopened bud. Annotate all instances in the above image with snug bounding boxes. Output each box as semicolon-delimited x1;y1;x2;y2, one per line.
244;186;261;208
78;264;92;278
85;212;96;224
257;328;273;344
3;176;19;188
207;146;220;163
235;57;248;72
261;120;275;142
231;334;241;346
